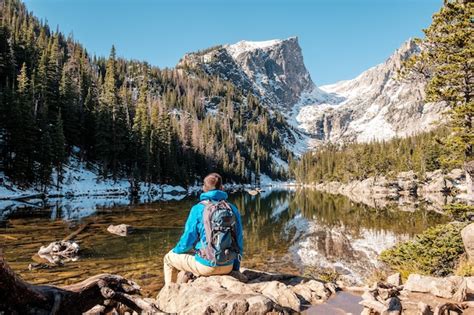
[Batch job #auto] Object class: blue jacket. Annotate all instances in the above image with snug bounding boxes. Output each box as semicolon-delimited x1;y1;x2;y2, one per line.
173;190;244;270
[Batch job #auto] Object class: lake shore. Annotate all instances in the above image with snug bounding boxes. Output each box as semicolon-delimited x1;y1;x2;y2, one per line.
293;168;473;213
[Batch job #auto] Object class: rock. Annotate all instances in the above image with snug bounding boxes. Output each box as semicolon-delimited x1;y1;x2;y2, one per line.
397;171;418;195
386;273;402;286
448;168;465;181
404;274;464;299
420;170;447;194
417;301;431;315
466;277;474;292
179;37;312;109
462;224;474;263
156;269;337;314
37;240;79;264
176;271;195;284
257;281;301;312
107;224;132;237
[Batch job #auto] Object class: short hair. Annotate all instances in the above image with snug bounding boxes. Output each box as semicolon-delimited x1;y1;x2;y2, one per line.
203;173;223;192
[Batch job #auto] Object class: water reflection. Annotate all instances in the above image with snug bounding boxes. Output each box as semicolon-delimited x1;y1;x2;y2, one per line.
0;188;446;294
230;189;446;284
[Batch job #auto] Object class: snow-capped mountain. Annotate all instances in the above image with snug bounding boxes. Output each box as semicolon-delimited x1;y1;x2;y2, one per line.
178;37;447;149
178;37;314;110
295;40;447;143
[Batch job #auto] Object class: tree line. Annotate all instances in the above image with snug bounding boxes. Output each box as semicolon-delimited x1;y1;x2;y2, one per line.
0;0;292;189
291;128;452;183
293;0;472;184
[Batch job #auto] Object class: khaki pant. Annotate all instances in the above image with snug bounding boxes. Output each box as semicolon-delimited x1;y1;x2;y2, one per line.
163;250;233;284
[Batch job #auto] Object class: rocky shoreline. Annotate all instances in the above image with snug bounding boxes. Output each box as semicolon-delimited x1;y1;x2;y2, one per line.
309;168;473;212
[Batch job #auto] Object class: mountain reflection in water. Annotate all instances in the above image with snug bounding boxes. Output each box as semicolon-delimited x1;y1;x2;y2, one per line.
0;188;446;295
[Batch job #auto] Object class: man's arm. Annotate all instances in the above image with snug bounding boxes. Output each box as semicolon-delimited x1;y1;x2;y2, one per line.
173;205;199;254
232;205;244;271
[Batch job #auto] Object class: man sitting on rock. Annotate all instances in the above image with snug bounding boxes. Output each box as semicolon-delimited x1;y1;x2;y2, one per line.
163;173;244;284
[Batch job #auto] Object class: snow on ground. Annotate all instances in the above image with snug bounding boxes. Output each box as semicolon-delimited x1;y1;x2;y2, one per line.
0;155;192;220
0;156;188;201
270;154;289;171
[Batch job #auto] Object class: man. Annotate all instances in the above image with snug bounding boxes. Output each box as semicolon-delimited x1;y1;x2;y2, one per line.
163;173;244;284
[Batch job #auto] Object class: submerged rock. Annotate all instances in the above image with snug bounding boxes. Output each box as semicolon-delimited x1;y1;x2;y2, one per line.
107;224;132;237
37;240;79;264
156;269;337;314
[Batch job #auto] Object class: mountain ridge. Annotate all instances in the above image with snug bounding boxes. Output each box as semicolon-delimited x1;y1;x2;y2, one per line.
179;37;448;148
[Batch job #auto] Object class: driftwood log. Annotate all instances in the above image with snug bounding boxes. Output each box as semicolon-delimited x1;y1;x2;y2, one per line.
0;256;160;314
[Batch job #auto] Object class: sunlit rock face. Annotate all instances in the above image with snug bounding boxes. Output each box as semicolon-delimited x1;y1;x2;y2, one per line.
283;214;409;285
294;40;447;144
179;38;448;151
178;37;314;110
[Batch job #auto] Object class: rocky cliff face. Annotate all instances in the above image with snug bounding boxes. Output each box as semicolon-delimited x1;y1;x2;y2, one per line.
179;38;448;150
178;37;314;109
295;40;448;143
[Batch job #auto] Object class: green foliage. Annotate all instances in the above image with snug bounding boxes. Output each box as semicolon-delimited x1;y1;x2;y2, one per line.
454;254;474;277
291;128;450;183
380;222;467;277
402;0;473;164
303;266;339;283
454;255;474;277
444;203;474;222
0;0;292;186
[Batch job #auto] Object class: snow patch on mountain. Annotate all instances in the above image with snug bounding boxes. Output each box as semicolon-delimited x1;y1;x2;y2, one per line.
292;39;448;144
226;39;284;59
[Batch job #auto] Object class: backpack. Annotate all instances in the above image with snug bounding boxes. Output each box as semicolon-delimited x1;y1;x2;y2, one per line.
198;200;239;265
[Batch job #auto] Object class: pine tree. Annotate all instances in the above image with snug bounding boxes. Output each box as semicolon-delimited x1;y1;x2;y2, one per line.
51;111;66;187
8;62;36;184
403;0;473;167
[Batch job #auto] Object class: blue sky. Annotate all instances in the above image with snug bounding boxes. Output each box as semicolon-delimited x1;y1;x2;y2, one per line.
23;0;442;85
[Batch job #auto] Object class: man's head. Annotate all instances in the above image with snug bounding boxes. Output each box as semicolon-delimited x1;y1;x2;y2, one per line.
203;173;223;192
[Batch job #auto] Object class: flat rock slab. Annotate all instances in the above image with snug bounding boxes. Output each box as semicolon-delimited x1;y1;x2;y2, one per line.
156;269;337;314
107;224;132;237
404;274;465;299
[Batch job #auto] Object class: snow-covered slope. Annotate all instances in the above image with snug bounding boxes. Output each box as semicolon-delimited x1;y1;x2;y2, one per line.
178;37;313;158
178;36;314;110
0;156;189;220
180;38;447;151
294;40;447;144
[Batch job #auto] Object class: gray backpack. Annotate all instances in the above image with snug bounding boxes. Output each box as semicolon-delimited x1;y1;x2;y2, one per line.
198;200;239;265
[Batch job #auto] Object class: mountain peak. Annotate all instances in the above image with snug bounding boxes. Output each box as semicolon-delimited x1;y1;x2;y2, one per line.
226;37;298;59
177;36;313;109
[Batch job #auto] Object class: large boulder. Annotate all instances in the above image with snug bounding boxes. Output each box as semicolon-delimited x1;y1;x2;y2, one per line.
156;269;337;314
420;170;446;194
397;171;418;195
404;274;464;299
386;273;402;286
462;223;474;263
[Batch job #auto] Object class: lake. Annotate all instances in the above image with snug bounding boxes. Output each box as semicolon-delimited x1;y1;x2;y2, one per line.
0;188;447;297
